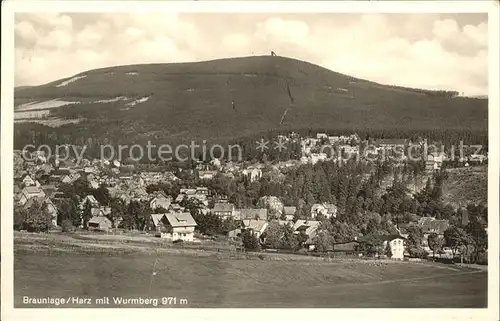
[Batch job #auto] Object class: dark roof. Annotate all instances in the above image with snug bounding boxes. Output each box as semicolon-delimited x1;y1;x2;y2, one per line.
377;234;406;242
41;185;57;198
51;169;71;176
213;203;235;212
239;208;268;220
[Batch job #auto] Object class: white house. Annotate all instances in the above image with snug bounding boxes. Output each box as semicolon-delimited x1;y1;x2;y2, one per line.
311;203;337;219
151;212;198;242
381;235;406;260
22;175;37;187
310;153;328;165
242;167;262;182
150;195;172;211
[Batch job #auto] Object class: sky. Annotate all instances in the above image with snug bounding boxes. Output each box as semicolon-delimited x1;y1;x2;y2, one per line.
14;12;488;96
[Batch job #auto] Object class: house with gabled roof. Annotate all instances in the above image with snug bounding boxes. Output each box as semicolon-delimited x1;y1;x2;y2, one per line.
150;194;172;211
22;174;37;187
23;197;58;227
88;216;112;231
19;186;46;205
418;217;449;250
242;219;269;239
212;203;237;219
80;195;100;209
150;212;198;241
311;203;337;219
292;220;320;237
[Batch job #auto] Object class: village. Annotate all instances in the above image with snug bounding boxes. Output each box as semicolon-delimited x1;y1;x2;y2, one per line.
13;132;488;262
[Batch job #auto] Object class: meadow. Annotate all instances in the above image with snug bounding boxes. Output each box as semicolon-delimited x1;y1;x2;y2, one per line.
13;232;487;308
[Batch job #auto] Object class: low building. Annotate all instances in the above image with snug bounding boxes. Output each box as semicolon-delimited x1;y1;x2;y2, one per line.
88;216;112;232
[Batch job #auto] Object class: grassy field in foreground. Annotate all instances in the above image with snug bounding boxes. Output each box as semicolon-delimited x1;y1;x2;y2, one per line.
14;233;488;308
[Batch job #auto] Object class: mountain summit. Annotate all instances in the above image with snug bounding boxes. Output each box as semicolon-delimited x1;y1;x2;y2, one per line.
14;55;487;142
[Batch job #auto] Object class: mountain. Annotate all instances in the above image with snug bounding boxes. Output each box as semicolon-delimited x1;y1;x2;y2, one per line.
14;55;488;145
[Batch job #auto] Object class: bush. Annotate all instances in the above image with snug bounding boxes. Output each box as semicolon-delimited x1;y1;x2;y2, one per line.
173;239;184;244
408;246;429;259
242;230;261;251
477;251;488;265
61;219;74;232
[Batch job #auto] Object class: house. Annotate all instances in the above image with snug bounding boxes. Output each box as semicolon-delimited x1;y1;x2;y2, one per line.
316;133;328;140
199;170;217;180
40;185;57;199
80;195;100;209
23;197;58;226
293;220;321;251
91;208;104;217
88;178;100;189
227;228;242;239
380;235;406;260
332;240;361;254
309;153;328;165
150;195;172;211
212;203;237;219
175;187;209;205
292;220;320;237
14;185;21;202
22;174;37;187
339;145;359;156
61;173;81;185
425;155;442;171
242;219;268;239
18;186;46;205
168;203;186;213
151;212;197;242
213;194;229;204
311;203;337;219
237;208;268;221
118;172;133;181
283;206;296;221
418;217;449;250
88;216;112;232
377;139;406;148
242;167;262;182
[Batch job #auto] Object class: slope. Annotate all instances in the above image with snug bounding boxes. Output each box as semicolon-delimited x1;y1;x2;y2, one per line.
14;55;488;144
